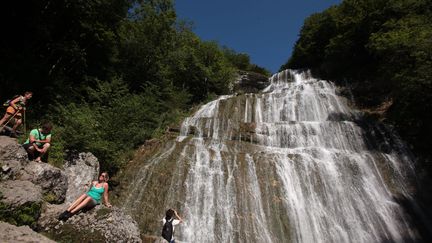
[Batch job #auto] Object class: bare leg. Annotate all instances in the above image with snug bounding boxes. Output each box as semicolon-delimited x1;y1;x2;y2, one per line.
11;118;22;132
70;197;94;214
35;143;50;162
67;194;88;212
0;113;11;129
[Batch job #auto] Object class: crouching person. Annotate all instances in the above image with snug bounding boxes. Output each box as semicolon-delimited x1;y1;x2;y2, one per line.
58;172;112;221
22;121;53;162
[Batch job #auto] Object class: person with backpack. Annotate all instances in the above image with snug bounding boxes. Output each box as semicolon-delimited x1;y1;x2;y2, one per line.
0;91;33;137
22;121;53;162
162;209;183;243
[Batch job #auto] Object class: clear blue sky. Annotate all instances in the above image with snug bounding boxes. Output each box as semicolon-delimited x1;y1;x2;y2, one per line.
175;0;341;74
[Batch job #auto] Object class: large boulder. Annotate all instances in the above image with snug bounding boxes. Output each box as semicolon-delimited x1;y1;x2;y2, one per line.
38;152;141;242
0;159;22;181
0;136;28;162
64;152;100;204
40;206;142;243
0;180;43;229
0;180;43;209
20;162;68;204
0;221;56;243
0;136;28;180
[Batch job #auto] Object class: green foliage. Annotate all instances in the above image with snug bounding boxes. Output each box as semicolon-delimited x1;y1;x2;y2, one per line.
222;47;271;76
284;0;432;165
0;200;42;229
0;0;267;174
44;224;105;243
43;193;58;204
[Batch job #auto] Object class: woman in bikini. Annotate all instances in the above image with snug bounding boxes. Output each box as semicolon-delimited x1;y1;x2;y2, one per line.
58;172;112;221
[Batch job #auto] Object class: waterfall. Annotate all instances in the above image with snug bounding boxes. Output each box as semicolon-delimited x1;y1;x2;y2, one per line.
119;70;422;242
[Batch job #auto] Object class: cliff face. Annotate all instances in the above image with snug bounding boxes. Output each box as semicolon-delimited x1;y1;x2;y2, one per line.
115;70;430;242
0;136;141;242
234;71;270;94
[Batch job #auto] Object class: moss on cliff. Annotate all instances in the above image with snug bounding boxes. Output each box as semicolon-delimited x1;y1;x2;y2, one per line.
0;199;42;229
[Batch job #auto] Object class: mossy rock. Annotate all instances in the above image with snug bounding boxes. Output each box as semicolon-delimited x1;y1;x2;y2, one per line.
0;200;42;229
43;224;105;243
95;207;111;219
43;193;58;204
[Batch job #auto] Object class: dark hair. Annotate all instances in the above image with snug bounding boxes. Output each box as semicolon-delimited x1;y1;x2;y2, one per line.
41;121;53;131
101;171;109;181
24;91;33;95
165;209;174;220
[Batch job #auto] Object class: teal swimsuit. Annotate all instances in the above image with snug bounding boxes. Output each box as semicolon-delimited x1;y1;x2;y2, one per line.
87;184;105;204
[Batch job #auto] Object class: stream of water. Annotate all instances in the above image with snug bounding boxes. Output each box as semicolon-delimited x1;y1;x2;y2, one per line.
122;70;421;242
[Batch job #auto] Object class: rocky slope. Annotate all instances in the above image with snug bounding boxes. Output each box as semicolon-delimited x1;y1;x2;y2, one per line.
0;136;141;242
0;221;56;243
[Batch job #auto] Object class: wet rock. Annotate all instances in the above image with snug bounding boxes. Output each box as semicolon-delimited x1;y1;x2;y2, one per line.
167;126;181;133
0;221;56;243
64;152;100;204
20;162;67;204
326;112;355;121
0;180;43;209
234;71;270;93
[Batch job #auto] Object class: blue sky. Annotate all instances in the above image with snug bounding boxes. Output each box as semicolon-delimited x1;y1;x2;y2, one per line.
175;0;341;74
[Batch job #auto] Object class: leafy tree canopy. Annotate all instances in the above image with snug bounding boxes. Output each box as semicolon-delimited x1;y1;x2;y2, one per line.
0;0;269;173
283;0;432;169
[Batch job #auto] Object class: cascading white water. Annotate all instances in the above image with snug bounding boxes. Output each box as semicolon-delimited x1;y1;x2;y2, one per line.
121;70;420;242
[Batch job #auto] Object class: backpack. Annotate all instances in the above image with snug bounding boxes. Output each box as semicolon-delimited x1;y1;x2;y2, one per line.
161;218;173;242
3;95;20;107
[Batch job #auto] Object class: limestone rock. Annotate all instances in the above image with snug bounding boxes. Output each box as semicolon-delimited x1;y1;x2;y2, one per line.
43;206;142;243
0;180;43;209
0;136;28;162
64;152;100;204
37;203;64;230
233;71;270;94
0;221;56;243
20;162;67;204
0;136;28;180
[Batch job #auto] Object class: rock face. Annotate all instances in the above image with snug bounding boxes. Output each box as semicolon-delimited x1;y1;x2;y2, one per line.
0;136;28;180
0;136;28;162
20;162;68;204
0;137;142;242
41;205;142;243
0;180;43;209
64;152;99;204
0;221;56;243
234;71;270;93
36;152;142;242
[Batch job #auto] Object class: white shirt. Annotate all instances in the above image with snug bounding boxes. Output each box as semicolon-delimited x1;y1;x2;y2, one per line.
162;218;181;241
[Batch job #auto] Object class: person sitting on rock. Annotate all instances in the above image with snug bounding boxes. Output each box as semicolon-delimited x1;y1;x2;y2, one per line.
58;172;112;221
0;91;33;137
22;121;53;162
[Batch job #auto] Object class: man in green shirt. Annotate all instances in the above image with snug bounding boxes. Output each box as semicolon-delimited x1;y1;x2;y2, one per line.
22;121;53;162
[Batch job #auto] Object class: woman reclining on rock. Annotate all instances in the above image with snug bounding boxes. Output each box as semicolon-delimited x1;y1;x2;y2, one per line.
58;172;112;221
